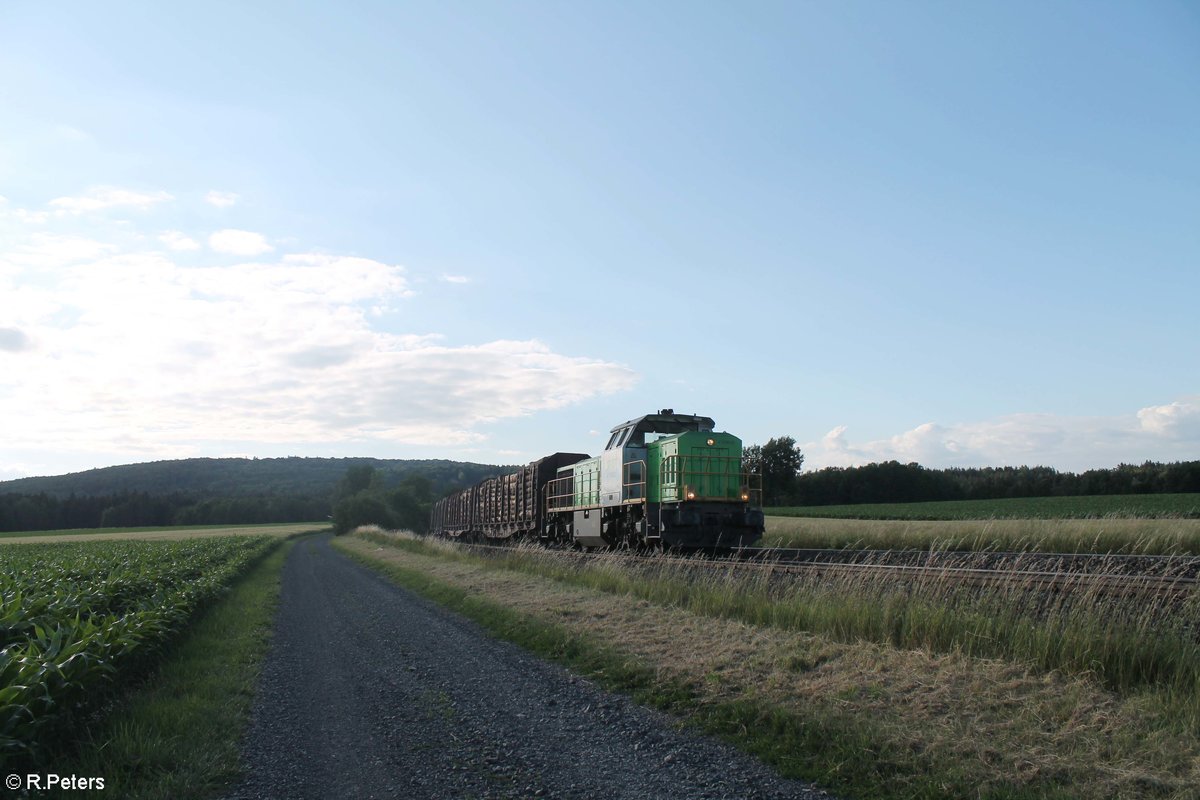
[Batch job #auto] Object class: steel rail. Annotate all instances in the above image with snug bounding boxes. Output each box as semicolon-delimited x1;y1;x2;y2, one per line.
736;547;1200;578
447;540;1199;598
661;553;1199;598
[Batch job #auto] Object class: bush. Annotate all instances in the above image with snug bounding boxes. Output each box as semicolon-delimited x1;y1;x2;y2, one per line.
332;494;395;535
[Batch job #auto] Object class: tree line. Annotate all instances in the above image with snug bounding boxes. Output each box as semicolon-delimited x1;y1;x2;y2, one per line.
0;456;507;500
743;443;1200;507
0;471;443;535
0;458;507;534
0;490;330;533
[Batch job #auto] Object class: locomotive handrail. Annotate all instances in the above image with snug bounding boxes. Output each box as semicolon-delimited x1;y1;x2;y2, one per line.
622;459;646;503
545;468;601;512
546;474;574;512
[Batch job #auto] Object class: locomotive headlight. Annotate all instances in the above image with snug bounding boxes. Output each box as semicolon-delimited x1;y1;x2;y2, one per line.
685;485;696;500
706;438;715;446
740;488;750;501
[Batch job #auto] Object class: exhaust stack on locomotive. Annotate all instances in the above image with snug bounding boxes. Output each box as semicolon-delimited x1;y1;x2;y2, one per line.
430;411;765;550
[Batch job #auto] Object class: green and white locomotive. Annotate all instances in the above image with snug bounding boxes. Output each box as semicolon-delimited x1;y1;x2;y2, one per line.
542;410;764;549
430;410;763;549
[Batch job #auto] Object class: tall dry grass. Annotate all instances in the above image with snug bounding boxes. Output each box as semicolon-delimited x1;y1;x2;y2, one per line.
355;526;1200;729
763;515;1200;555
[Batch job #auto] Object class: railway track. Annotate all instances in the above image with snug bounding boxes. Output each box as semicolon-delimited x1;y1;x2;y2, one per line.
742;546;1192;571
451;540;1200;598
693;550;1199;599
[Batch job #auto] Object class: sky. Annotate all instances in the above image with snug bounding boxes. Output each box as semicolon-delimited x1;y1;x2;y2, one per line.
1;1;1198;480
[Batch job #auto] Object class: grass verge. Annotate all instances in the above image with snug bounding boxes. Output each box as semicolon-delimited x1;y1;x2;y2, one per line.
48;535;300;799
762;515;1200;555
771;493;1200;521
332;534;1200;799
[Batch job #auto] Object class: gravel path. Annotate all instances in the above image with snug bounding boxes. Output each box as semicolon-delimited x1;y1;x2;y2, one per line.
228;534;833;800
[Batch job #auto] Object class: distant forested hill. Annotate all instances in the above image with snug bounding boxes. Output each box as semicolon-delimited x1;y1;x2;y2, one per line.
0;457;510;533
0;456;508;498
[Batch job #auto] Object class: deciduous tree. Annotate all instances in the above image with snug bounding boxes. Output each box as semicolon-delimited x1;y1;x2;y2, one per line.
744;436;805;506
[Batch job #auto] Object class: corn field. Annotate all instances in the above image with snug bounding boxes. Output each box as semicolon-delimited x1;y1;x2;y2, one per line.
0;536;275;766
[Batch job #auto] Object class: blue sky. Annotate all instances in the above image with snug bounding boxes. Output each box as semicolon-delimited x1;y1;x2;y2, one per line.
1;1;1197;479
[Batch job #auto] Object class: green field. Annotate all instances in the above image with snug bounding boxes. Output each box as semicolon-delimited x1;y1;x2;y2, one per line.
60;536;298;799
0;535;277;766
0;521;325;540
773;492;1200;520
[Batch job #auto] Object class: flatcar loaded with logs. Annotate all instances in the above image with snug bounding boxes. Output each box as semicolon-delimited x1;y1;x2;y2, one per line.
429;411;764;549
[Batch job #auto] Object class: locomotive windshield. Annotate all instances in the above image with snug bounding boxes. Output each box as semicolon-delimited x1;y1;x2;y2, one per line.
603;409;716;451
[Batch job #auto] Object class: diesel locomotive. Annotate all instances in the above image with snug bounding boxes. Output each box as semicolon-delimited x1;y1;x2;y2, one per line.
429;410;764;549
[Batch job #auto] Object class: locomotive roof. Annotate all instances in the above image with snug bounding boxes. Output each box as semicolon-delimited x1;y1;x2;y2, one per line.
608;410;716;436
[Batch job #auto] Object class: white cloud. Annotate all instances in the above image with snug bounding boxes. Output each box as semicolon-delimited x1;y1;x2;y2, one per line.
209;228;273;255
804;400;1200;472
0;207;637;466
19;210;51;224
204;190;239;208
49;187;173;214
2;233;116;267
442;274;470;284
1137;399;1200;438
159;231;201;251
0;206;51;224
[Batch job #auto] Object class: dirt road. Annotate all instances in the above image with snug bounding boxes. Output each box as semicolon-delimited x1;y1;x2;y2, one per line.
228;535;830;799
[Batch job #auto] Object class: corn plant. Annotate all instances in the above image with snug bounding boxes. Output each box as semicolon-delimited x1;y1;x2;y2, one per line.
0;536;274;765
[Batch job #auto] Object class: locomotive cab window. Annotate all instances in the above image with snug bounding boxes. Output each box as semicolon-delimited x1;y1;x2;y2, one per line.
606;427;634;450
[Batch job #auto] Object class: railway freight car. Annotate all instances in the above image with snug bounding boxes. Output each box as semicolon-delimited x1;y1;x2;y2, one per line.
430;411;765;550
429;452;588;540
